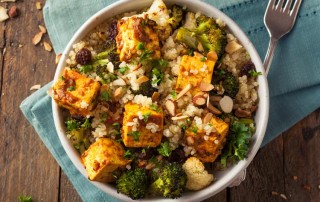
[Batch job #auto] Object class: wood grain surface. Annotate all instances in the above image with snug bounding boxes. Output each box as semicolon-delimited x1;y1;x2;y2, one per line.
0;0;319;202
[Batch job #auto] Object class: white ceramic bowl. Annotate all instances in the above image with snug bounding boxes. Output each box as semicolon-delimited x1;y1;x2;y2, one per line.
52;0;269;201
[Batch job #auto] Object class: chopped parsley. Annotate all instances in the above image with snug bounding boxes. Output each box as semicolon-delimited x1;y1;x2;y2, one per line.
119;65;129;74
157;141;172;157
65;119;81;131
124;150;133;159
191;125;198;134
79;65;93;73
142;112;151;122
100;113;108;122
200;57;207;62
100;91;111;101
112;122;120;129
60;76;65;80
136;42;145;50
81;118;91;129
170;91;177;99
67;86;75;91
220;121;252;167
128;131;141;141
248;70;262;77
18;196;32;202
149;104;161;112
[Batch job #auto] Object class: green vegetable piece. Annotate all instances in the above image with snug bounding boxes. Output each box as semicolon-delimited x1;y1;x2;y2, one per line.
150;162;187;198
249;70;262;77
119;65;129;74
142;112;151;122
79;65;93;73
116;168;148;200
168;5;185;30
67;86;75;91
100;91;111;101
137;42;145;50
65;119;81;131
18;196;32;202
81;118;91;129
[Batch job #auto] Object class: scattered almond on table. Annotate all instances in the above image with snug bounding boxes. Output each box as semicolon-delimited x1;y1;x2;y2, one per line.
0;6;9;22
0;0;16;2
30;84;41;91
36;2;42;10
39;25;47;33
43;42;52;52
32;32;43;45
55;53;62;64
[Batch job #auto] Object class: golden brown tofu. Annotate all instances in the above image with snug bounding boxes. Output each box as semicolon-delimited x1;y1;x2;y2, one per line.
175;52;217;95
122;102;164;147
51;69;100;116
81;138;129;182
185;116;229;162
116;16;161;62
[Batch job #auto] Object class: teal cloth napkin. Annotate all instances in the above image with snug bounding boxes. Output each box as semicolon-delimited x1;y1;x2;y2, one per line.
20;0;320;201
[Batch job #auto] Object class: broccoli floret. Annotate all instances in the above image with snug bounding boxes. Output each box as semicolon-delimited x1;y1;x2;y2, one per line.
149;162;187;199
176;14;227;58
95;40;120;69
116;168;148;200
212;69;239;98
169;5;185;30
135;81;157;97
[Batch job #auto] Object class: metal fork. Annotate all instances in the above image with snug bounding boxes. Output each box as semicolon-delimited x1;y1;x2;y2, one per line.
263;0;302;75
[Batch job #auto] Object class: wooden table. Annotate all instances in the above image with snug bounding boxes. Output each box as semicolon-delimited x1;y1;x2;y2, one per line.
0;0;319;201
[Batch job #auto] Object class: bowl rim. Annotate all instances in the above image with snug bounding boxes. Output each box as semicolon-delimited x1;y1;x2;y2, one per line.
52;0;269;201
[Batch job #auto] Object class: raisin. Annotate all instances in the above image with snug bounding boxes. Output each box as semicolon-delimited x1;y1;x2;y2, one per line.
76;48;92;65
240;61;256;77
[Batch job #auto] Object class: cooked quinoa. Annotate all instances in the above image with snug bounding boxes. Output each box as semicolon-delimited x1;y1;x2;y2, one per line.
51;0;260;199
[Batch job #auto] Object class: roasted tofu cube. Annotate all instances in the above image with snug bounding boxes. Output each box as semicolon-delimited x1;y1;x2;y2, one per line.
51;69;101;115
116;16;161;62
176;52;217;95
81;138;129;182
185;115;229;162
122;102;164;147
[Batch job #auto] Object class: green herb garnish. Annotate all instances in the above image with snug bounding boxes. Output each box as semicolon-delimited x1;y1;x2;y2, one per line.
191;125;198;134
67;86;75;91
170;91;177;99
81;118;91;129
128;131;141;141
142;112;151;122
65;119;81;131
149;104;161;112
124;150;133;159
200;57;207;62
79;65;93;73
248;70;262;77
157;141;172;157
119;65;129;74
100;91;111;101
18;195;32;202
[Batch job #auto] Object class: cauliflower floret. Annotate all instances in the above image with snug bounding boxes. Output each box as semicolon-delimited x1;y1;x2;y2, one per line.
182;157;214;190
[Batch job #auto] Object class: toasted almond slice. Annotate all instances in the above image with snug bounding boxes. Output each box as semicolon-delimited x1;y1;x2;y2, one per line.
175;84;192;100
151;92;160;102
194;51;204;58
1;0;16;2
192;96;206;106
219;95;233;113
132;65;141;71
36;2;42;10
197;43;204;52
32;32;43;45
171;115;189;121
175;112;182;117
39;25;47;34
136;75;149;84
165;100;176;116
114;87;124;100
194;91;205;97
113;78;127;86
225;40;243;54
203;113;213;124
0;6;9;22
55;53;62;64
207;51;218;61
199;81;214;91
43;42;52;52
207;102;222;115
30;84;41;90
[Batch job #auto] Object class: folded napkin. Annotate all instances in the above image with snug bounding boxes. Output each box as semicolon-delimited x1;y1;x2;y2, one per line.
20;0;320;201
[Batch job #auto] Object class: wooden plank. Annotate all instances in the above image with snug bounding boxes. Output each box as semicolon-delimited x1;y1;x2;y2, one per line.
203;189;227;202
59;170;82;201
0;0;59;201
283;108;320;201
229;136;285;201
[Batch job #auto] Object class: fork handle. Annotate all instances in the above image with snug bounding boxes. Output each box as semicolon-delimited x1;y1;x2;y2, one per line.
263;37;278;75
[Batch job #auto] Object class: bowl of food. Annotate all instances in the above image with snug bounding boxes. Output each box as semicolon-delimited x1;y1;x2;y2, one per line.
51;0;269;201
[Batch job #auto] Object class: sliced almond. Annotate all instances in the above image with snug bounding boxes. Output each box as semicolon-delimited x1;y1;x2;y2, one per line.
207;51;218;61
55;53;62;64
197;43;204;52
165;100;176;116
43;42;52;52
175;84;192;100
198;81;214;91
39;25;47;34
194;51;204;58
207;102;222;115
112;78;127;86
171;115;189;121
175;112;182;117
225;40;243;54
114;87;124;100
192;96;206;106
219;95;233;113
36;2;42;10
1;0;16;2
0;6;9;22
32;32;43;45
203;112;213;124
151;92;160;102
132;65;141;71
136;75;149;84
30;84;41;91
194;91;205;97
